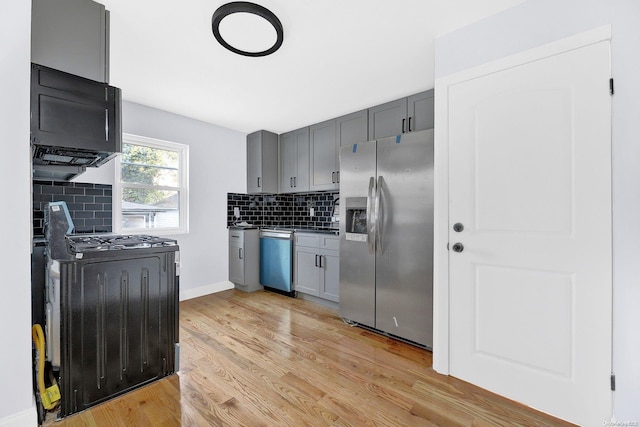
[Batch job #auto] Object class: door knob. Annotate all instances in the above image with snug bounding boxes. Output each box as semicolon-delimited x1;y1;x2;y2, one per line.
452;243;464;253
453;223;464;232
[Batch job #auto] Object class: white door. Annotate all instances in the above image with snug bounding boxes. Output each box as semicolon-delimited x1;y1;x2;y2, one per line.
448;40;612;425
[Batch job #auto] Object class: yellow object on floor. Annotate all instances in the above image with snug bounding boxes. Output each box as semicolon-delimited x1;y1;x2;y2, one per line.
32;324;60;410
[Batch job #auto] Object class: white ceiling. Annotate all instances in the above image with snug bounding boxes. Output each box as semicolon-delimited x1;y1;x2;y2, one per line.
100;0;523;134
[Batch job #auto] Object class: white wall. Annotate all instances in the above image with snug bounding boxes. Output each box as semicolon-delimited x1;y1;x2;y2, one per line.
434;0;640;420
0;1;38;426
121;101;246;299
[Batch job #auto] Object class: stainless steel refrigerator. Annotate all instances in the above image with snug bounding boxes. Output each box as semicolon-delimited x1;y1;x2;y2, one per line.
339;129;433;348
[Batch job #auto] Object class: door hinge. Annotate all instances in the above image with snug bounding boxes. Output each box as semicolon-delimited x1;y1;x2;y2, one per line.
611;374;616;391
610;78;615;95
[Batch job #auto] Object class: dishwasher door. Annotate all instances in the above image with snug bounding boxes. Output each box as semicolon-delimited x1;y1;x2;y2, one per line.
259;230;293;292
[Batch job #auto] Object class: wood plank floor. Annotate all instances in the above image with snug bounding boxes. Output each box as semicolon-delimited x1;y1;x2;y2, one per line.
45;289;574;426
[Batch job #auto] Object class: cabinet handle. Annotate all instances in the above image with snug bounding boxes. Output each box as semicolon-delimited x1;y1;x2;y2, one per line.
257;177;261;188
332;171;336;183
408;116;412;132
290;177;293;188
315;254;319;267
239;248;243;259
336;171;339;183
402;118;406;133
294;176;297;187
319;255;323;268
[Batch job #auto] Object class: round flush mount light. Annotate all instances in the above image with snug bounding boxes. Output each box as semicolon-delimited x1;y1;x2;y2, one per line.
212;2;284;57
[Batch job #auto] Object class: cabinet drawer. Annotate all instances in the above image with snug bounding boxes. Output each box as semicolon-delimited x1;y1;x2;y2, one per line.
320;236;339;251
295;233;319;248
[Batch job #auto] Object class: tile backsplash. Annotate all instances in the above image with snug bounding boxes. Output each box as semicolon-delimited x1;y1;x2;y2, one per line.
227;191;339;229
33;180;113;237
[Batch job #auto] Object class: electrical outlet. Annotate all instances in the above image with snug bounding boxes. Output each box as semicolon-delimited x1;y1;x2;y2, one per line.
233;207;240;218
310;207;315;217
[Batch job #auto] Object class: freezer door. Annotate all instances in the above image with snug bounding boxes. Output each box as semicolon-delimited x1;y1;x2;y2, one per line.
375;130;434;347
339;140;376;327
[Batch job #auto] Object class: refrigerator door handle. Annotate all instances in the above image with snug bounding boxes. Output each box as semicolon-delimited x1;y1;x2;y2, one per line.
375;175;384;254
367;176;376;254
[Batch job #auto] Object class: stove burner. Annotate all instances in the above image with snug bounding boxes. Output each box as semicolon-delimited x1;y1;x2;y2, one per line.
67;234;178;253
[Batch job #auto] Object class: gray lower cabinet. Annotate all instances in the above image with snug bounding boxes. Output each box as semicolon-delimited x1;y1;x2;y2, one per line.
294;233;339;302
32;0;110;83
280;127;309;193
368;90;434;139
229;229;261;292
247;130;279;194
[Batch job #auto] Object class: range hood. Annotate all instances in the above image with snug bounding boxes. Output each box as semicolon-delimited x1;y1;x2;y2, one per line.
31;63;121;181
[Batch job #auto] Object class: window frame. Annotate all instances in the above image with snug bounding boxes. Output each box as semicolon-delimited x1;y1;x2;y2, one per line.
114;133;189;235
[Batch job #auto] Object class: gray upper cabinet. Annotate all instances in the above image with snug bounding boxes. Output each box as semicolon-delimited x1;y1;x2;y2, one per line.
407;90;435;133
336;109;369;147
247;130;278;194
368;90;434;139
310;119;339;191
368;98;407;140
31;0;110;83
280;127;309;193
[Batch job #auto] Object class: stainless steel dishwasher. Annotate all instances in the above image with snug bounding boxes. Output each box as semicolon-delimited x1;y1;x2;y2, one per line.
259;229;295;296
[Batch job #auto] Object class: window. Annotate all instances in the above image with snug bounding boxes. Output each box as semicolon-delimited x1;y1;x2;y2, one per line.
115;134;189;234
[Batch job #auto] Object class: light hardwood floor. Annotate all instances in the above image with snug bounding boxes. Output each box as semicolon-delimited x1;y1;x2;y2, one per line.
45;289;574;426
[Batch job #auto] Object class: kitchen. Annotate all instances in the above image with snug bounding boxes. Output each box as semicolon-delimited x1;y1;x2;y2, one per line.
3;0;640;426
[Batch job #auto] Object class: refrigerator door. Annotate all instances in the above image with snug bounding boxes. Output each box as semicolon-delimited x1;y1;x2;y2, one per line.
339;140;377;327
375;130;434;347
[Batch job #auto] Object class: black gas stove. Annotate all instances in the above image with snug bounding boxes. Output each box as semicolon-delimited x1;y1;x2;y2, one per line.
39;201;180;418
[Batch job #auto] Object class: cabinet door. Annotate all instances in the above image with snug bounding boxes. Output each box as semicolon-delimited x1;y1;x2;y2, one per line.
279;131;296;193
407;90;434;133
319;250;340;302
294;128;310;192
336;110;368;147
295;247;320;296
368;98;407;139
31;0;108;82
336;110;368;186
246;132;262;194
247;130;278;194
229;231;244;285
310;119;338;191
280;128;309;193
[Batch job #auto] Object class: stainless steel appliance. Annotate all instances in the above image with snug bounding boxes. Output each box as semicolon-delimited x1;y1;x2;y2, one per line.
339;130;434;348
259;229;294;295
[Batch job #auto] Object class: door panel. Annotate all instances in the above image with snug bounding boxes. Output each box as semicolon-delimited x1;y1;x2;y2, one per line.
448;40;612;424
339;141;376;326
375;131;434;347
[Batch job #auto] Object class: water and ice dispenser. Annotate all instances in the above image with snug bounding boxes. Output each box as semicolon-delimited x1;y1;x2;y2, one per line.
345;197;368;242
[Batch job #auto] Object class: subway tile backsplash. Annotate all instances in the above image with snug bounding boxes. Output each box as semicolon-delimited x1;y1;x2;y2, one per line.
227;191;339;229
33;180;113;237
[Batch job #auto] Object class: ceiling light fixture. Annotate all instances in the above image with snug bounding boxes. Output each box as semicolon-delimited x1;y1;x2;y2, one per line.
211;2;284;57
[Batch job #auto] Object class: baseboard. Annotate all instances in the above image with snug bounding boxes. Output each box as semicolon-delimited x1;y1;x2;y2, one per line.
179;281;233;301
0;405;37;427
